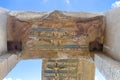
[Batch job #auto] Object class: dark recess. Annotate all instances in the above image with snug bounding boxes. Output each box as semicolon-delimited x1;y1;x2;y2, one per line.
7;41;22;52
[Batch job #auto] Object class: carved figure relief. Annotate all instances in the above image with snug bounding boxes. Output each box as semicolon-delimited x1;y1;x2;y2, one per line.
42;58;94;80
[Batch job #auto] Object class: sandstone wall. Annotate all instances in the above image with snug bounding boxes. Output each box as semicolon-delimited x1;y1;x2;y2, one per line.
0;8;9;55
42;58;95;80
7;11;105;59
104;8;120;61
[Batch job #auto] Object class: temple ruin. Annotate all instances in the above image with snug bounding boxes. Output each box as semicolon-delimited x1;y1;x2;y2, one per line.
0;7;120;80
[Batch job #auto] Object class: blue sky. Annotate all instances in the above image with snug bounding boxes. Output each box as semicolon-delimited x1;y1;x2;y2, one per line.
0;0;120;80
4;60;42;80
0;0;120;12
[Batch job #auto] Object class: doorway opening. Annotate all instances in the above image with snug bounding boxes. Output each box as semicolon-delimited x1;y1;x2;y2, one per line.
3;59;106;80
3;59;42;80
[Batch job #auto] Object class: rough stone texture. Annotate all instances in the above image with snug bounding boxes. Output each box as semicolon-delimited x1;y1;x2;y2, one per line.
0;8;9;55
95;53;120;80
1;7;120;80
42;57;95;80
104;8;120;61
7;11;105;59
7;54;18;72
9;11;104;20
0;54;19;79
0;57;7;80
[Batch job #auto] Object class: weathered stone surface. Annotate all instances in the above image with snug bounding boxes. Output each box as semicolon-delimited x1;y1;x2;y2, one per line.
42;57;95;80
9;11;104;20
0;8;9;55
7;11;105;59
0;57;7;80
2;7;120;80
7;54;18;72
95;53;120;80
104;8;120;61
0;54;19;79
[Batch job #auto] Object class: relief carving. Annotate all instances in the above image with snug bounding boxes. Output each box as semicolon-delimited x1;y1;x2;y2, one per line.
7;11;105;58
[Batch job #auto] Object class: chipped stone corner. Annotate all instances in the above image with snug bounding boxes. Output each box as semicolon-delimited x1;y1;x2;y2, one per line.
0;54;19;79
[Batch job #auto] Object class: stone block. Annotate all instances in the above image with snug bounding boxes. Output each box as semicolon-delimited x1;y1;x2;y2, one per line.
0;8;9;55
0;54;18;80
104;8;120;61
0;58;8;80
95;53;120;80
7;54;18;72
42;58;95;80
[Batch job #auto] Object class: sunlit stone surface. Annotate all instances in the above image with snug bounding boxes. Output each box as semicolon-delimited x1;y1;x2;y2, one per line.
0;54;18;79
7;10;105;59
6;10;105;80
95;53;120;80
104;8;120;61
0;8;8;55
0;7;120;80
42;58;94;80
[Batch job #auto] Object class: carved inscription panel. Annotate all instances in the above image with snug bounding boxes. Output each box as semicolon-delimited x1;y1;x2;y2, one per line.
7;11;105;58
42;58;95;80
27;27;88;50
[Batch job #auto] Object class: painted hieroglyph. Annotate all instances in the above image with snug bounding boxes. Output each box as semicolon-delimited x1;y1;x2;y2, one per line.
6;11;104;80
42;58;95;80
7;11;105;59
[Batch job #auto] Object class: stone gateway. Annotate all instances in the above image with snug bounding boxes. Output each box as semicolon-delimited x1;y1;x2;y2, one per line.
0;7;120;80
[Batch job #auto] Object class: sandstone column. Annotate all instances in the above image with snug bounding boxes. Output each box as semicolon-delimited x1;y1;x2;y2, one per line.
0;8;9;55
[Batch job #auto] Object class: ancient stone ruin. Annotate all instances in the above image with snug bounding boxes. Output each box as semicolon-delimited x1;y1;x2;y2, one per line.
0;7;120;80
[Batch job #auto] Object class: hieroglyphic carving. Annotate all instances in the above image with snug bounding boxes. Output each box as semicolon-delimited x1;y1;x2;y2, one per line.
42;58;95;80
7;11;105;58
27;27;88;50
43;59;78;80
